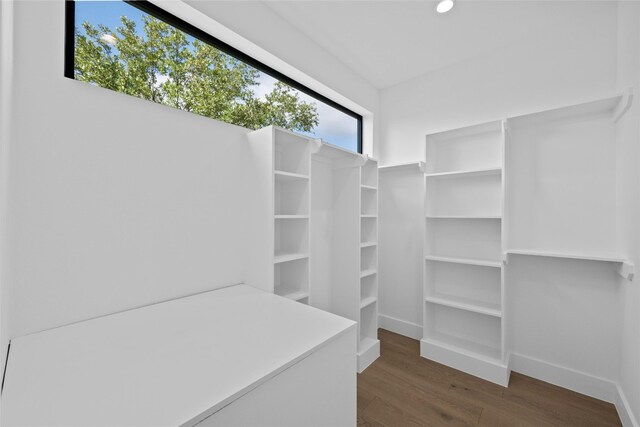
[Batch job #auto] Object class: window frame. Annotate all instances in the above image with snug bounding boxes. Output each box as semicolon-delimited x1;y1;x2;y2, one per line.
64;0;364;154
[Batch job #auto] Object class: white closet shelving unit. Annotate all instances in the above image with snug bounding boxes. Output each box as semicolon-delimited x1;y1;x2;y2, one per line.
358;157;380;372
247;126;313;304
422;120;510;386
416;92;634;387
248;127;380;372
310;143;379;372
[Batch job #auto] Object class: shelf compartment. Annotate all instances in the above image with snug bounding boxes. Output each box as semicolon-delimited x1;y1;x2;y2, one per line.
361;160;378;188
275;218;308;256
361;217;377;243
274;257;308;297
425;167;502;179
361;273;376;301
425;120;503;174
426;217;501;263
425;261;501;312
360;296;377;310
360;301;377;344
360;269;377;279
425;172;502;217
361;187;377;216
425;295;501;318
425;255;501;268
274;129;311;175
424;304;502;362
274;252;309;264
275;178;309;216
361;245;377;272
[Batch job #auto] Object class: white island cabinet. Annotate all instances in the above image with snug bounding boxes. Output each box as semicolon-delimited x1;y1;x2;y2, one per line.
2;284;357;427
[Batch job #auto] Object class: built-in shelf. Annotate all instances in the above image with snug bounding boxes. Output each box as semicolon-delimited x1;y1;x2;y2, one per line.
378;162;425;172
274;170;309;181
505;249;627;263
274;215;309;219
360;269;377;279
361;215;377;219
360;241;377;248
360;296;377;309
425;295;502;318
425;255;502;269
274;252;309;264
425;167;502;180
505;249;635;280
422;334;502;363
281;291;309;302
426;215;502;220
361;184;378;191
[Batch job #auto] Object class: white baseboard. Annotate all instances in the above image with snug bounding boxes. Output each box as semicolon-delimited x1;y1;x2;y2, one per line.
375;320;638;425
509;352;618;403
615;384;639;427
378;314;422;340
357;340;380;373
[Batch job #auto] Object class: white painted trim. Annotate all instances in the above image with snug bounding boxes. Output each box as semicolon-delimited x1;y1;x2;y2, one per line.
378;314;422;340
615;384;639;427
357;340;380;373
509;352;618;403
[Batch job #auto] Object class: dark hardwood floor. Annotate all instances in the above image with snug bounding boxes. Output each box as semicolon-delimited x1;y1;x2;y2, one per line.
357;329;622;427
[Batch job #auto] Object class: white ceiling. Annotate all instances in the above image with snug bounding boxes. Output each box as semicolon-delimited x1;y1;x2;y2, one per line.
186;1;617;90
261;0;616;89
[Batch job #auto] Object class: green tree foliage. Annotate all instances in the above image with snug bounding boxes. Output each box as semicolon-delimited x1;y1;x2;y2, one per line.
74;15;319;132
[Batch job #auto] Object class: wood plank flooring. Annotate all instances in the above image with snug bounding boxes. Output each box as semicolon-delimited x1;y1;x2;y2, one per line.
357;329;622;427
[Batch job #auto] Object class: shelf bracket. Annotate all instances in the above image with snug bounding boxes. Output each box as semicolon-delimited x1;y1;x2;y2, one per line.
614;260;635;281
613;88;634;124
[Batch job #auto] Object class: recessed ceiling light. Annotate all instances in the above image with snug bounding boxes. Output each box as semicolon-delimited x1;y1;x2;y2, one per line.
437;0;454;13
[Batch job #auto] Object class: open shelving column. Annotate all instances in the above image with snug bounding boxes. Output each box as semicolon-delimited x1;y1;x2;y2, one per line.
358;157;380;372
273;130;312;303
247;126;313;303
422;120;510;386
310;143;379;373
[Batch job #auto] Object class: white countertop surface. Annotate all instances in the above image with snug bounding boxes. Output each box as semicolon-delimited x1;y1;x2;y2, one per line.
1;284;356;426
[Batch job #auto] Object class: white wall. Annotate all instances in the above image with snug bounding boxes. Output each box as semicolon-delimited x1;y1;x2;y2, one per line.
616;2;640;425
378;167;424;339
2;0;254;358
1;0;380;380
379;1;618;165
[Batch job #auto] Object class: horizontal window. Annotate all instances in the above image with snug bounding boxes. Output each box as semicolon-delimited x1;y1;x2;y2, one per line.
65;0;362;153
